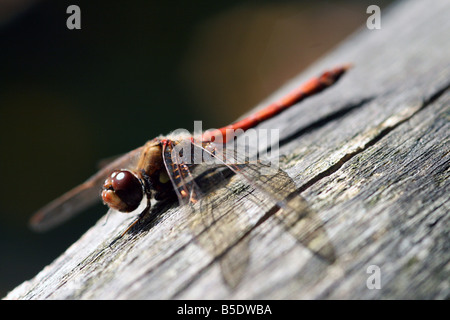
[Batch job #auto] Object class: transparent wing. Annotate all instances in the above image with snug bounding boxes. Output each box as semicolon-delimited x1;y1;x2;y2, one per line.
187;181;252;288
160;137;335;288
29;146;144;232
191;139;336;263
161;139;204;206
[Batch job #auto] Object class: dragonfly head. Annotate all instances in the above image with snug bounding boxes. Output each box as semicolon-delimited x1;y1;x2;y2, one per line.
102;169;150;213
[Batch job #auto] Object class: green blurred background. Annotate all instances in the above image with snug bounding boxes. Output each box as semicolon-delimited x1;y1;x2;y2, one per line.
0;0;391;297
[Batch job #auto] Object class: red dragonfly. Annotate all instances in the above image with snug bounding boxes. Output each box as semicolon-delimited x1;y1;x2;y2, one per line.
30;65;350;235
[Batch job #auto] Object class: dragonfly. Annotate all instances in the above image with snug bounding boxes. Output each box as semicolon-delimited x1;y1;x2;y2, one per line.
30;65;349;243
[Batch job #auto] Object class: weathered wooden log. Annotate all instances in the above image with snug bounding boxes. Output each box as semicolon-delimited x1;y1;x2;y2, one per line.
5;0;449;299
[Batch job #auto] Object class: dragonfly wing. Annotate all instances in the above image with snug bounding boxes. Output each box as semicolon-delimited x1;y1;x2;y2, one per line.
30;179;103;232
192;140;337;263
275;195;337;263
30;146;144;232
229;162;336;263
160;140;252;287
187;178;252;288
96;153;125;170
161;140;204;206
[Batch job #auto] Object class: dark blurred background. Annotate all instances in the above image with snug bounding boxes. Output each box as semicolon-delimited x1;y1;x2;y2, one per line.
0;0;392;297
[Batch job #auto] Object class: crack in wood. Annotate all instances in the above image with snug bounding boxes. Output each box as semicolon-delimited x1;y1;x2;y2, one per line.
278;97;374;147
297;83;450;194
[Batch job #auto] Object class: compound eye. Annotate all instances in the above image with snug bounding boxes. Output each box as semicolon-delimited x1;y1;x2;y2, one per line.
102;170;144;212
